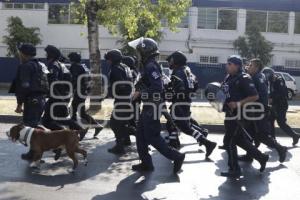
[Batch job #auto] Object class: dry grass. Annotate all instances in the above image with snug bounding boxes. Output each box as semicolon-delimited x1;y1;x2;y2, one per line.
0;99;299;127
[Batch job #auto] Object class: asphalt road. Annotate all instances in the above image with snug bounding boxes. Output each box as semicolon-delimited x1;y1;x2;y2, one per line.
1;123;300;200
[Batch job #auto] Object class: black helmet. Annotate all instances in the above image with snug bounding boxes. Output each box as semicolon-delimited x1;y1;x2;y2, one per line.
45;45;61;60
18;43;36;57
166;51;187;66
68;52;81;63
122;56;136;69
128;37;159;62
262;67;275;81
104;49;122;64
227;55;243;67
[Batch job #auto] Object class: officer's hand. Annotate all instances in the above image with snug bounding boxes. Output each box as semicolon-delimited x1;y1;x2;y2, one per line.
228;102;238;110
15;104;23;113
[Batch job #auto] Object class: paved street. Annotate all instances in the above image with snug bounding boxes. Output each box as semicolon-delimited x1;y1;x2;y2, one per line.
1;123;300;200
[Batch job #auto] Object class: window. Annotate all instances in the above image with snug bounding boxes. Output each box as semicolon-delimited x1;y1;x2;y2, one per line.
3;3;44;10
48;4;70;24
13;3;23;9
48;3;84;24
24;4;34;9
267;12;289;33
218;9;237;30
246;10;267;32
3;3;13;9
198;8;217;29
200;56;219;64
285;59;300;68
246;10;289;33
295;12;300;34
283;74;293;81
198;8;237;30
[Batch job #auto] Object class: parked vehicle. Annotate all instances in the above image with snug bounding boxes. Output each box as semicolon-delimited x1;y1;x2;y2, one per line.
275;72;297;100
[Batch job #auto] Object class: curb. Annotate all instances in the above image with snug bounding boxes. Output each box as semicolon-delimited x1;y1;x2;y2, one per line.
1;115;299;136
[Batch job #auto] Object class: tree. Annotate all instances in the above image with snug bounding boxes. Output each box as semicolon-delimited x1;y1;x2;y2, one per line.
79;0;191;108
233;24;274;66
3;16;42;57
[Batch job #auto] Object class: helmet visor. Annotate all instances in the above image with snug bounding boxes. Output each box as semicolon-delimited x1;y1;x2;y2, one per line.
128;37;144;49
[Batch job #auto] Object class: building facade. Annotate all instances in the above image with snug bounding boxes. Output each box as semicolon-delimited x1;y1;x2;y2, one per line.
0;0;300;87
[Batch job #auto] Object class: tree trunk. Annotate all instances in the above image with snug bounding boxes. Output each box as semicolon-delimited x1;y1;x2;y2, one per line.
86;0;102;111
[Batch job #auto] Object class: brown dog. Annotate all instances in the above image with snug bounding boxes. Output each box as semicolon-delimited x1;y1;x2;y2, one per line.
7;124;87;171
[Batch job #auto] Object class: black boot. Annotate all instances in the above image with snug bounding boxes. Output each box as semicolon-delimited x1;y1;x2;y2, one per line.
21;150;34;161
169;138;181;149
258;154;269;172
277;146;287;163
108;145;125;155
53;148;62;161
238;154;253;162
93;125;104;138
132;163;154;172
221;168;242;178
79;128;89;141
173;153;185;174
123;137;132;146
293;135;300;146
199;137;217;158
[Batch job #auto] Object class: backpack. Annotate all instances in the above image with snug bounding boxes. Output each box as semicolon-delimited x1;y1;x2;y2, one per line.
56;62;72;96
29;61;50;94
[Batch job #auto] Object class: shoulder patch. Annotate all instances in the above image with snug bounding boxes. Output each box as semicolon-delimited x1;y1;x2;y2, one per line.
151;71;160;80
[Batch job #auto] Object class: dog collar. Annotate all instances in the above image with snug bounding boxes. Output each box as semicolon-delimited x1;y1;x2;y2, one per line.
19;127;34;148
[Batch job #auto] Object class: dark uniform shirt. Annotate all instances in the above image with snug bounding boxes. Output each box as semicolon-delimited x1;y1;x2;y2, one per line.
47;60;71;97
270;74;288;106
252;72;269;107
14;59;47;104
139;58;164;102
222;72;258;113
109;63;133;100
170;65;195;103
69;63;90;97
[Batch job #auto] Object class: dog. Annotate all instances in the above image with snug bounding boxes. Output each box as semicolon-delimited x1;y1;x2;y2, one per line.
7;124;87;171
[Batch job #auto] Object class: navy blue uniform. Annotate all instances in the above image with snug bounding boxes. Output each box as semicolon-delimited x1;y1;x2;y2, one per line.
269;75;299;139
13;59;47;127
222;72;266;171
136;58;182;167
70;63;100;127
166;66;209;145
246;72;286;157
42;61;82;131
109;63;133;147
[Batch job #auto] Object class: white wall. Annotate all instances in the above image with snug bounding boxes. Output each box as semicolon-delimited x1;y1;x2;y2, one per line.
0;3;300;67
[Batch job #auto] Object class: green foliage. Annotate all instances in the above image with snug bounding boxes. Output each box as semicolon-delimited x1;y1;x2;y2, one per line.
80;0;191;54
233;24;274;66
3;16;42;57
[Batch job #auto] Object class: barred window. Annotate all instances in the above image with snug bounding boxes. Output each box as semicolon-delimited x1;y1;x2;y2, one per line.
285;59;300;68
200;56;218;64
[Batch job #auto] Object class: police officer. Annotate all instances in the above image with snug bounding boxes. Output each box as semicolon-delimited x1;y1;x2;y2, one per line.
221;55;269;178
68;52;103;139
11;43;49;160
263;68;300;145
242;59;287;163
105;49;133;154
129;38;185;173
42;45;85;138
165;51;216;157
